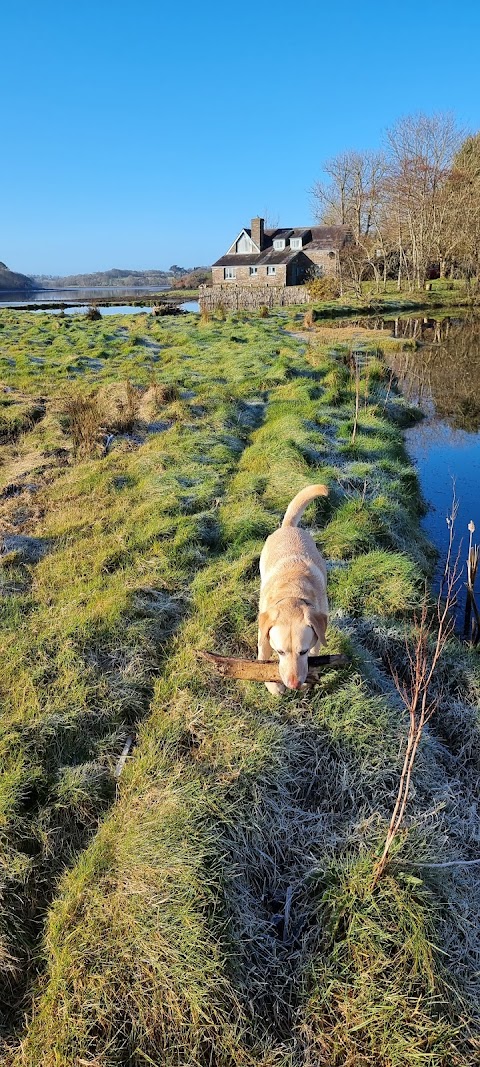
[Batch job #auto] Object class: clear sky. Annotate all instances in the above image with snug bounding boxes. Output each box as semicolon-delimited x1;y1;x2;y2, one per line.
2;0;479;275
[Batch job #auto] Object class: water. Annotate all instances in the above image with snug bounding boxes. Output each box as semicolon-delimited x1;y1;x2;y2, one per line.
381;315;480;606
0;287;200;316
0;285;170;307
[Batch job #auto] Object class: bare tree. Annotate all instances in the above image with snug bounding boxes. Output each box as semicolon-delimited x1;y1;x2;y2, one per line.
450;133;480;289
311;150;386;242
384;113;462;289
310;114;478;292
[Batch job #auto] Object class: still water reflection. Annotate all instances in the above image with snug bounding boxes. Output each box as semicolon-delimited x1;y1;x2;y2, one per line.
382;315;480;596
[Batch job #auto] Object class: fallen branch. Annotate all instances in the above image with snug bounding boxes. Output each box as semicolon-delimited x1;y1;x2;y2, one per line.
198;650;348;682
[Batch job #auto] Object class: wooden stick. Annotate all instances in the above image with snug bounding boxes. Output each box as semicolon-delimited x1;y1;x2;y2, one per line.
198;650;348;682
114;735;134;778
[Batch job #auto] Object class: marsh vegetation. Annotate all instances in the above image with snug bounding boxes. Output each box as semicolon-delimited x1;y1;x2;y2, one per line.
0;307;479;1065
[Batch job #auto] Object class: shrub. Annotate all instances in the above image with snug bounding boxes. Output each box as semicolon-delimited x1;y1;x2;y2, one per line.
258;305;269;318
306;275;341;301
85;305;102;321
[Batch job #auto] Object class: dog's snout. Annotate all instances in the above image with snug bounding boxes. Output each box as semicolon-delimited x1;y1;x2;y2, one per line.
287;675;300;690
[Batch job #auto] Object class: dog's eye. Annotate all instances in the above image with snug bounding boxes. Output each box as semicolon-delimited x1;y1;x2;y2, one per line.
276;649;285;656
299;649;308;656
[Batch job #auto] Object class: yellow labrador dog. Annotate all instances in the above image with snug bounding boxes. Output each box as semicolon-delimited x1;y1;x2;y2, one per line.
258;484;329;695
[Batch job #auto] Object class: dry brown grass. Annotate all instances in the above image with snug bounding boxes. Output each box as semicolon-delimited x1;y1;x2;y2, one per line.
303;308;317;328
313;326;393;343
153;382;180;404
62;392;104;455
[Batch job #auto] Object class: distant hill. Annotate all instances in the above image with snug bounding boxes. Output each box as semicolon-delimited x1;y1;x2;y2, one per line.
0;262;35;291
32;266;211;289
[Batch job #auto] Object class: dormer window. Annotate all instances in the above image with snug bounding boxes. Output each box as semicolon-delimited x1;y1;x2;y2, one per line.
273;239;285;251
290;237;302;250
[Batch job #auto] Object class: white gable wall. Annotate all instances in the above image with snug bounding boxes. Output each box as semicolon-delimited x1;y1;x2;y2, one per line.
227;229;260;255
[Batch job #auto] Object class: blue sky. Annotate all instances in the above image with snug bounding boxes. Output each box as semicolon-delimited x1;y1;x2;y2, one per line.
2;0;479;275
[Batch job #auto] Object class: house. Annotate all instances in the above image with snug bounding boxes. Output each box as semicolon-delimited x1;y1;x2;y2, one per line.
211;217;352;288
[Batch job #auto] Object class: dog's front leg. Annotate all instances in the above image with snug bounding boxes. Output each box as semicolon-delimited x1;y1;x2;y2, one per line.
258;629;285;697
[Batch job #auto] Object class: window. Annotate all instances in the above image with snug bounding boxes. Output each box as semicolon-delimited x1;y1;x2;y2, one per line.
290;237;302;250
224;267;236;280
267;265;276;276
273;239;285;250
249;266;258;276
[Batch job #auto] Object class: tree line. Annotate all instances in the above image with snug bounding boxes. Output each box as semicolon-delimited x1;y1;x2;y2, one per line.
312;114;480;294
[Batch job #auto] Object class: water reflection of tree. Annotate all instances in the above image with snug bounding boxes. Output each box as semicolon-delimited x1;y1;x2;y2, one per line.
385;317;480;432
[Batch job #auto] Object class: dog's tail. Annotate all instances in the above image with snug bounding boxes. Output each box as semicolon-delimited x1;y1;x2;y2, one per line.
281;484;329;528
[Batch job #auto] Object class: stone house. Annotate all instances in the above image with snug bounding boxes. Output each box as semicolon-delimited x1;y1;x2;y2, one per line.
211;216;352;288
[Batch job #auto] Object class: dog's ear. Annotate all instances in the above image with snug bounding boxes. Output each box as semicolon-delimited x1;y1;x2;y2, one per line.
305;608;328;646
258;609;277;642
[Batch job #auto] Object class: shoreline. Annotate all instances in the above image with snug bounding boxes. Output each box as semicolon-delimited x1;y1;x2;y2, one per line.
0;289;198;311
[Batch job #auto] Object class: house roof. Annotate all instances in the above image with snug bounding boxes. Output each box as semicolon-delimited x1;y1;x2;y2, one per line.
307;226;352;249
213;248;301;268
213;225;351;267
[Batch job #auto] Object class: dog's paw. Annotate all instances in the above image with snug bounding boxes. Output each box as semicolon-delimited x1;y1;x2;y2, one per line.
265;681;286;697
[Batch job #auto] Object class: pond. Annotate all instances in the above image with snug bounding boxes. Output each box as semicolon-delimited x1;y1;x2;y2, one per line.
381;315;480;613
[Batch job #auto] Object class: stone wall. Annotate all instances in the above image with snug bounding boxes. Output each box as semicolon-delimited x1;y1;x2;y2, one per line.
199;284;311;311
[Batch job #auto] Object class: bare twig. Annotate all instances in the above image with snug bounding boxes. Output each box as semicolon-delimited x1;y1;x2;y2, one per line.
115;736;134;778
464;520;479;644
392;858;480;869
351;349;361;446
371;499;460;889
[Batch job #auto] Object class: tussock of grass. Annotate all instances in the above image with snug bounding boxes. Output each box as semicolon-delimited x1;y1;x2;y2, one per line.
331;550;422;617
321;499;380;558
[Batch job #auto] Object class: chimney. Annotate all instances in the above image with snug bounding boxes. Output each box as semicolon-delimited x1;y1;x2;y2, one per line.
251;216;265;251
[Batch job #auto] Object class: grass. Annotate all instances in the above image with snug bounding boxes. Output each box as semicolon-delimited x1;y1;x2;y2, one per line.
0;306;479;1065
331;549;422;617
273;277;477;325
